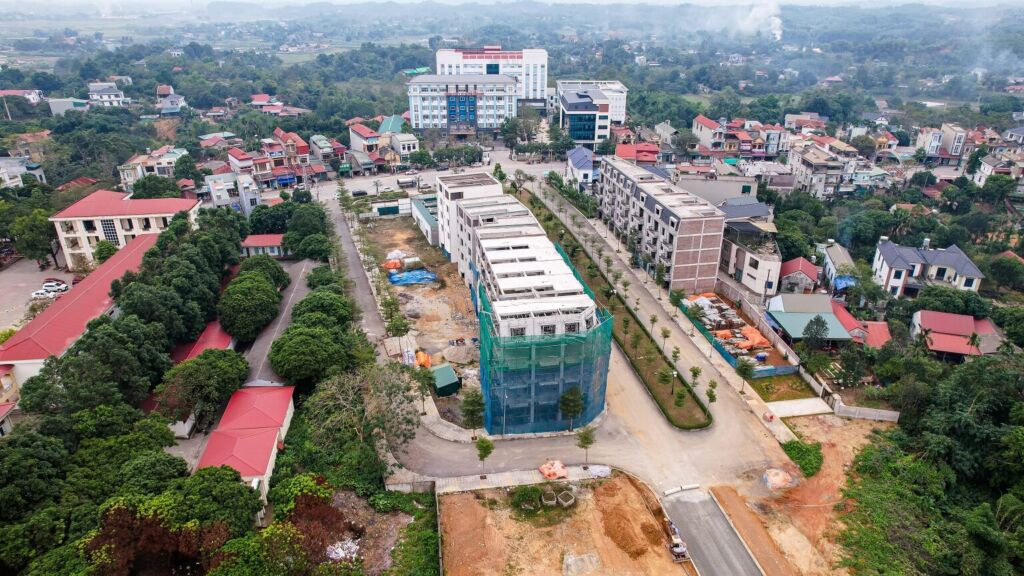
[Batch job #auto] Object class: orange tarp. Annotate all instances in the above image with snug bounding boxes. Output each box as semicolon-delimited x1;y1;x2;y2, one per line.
714;329;733;339
736;326;771;350
383;259;403;269
415;351;431;368
539;460;568;480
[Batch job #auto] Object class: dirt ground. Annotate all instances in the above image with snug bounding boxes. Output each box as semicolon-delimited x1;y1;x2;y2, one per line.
756;415;895;575
153;118;179;141
366;217;478;356
333;490;413;575
440;475;692;576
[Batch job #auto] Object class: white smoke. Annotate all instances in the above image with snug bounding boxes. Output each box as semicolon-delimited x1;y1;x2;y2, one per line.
736;1;783;42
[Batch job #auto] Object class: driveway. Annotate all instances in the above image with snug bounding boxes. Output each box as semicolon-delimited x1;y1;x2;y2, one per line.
244;259;312;382
0;258;75;329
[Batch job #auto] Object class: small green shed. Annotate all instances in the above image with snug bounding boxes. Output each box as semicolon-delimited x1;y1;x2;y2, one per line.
431;363;460;397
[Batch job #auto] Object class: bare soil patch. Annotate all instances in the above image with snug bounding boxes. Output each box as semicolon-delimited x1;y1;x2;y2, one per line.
440;475;692;576
153;118;179;141
332;490;413;575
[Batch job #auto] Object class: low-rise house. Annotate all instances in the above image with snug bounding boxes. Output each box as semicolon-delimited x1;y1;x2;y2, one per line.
911;310;1005;358
0;89;44;105
87;82;130;107
0;157;46;188
872;237;983;298
203;172;262;215
346;149;376;175
765;293;853;346
309;135;346;162
819;240;854;285
196;386;295;501
779;257;819;293
614;143;659;164
566;146;595;190
50;190;199;267
227;147;253;173
241;234;290;258
349;124;380;153
118;146;189;190
1004;126;1024;146
832;301;892;349
13;130;52;161
788;143;845;198
56;176;99;192
0;235;158;394
973;153;1016;187
718;198;781;297
159;94;187;115
384;133;419;165
378;115;406;135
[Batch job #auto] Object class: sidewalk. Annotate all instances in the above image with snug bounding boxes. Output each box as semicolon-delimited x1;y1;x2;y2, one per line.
766;397;833;418
434;465;609;494
533;192;797;443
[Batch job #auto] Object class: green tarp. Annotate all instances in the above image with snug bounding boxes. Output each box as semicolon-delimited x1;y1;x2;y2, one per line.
432;363;460;396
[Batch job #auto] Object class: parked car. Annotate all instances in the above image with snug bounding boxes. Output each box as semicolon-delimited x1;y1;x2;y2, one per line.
31;289;58;299
437;163;450;171
42;277;65;284
381;186;394;193
41;281;69;292
405;169;418;175
351;189;368;197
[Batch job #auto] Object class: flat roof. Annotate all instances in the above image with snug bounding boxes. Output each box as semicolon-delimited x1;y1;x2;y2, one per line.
603;156;724;219
437;172;501;189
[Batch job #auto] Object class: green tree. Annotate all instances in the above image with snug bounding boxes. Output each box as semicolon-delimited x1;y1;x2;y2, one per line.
154;349;249;428
12;208;58;266
117;282;205;344
93;240;118;263
173;154;203;183
461;388;485;439
130;175;181;199
218;272;281;342
283;203;328;248
559;387;585;430
576;426;596;466
117;452;189;496
657;367;674;395
157;465;263;537
475;437;494;477
238;254;290;290
0;432;68;523
689;366;702;387
736;358;755;393
965;144;988;175
269;325;345;385
296;233;332;261
981;174;1016;205
802;314;829;350
850;134;879;158
291;290;356;329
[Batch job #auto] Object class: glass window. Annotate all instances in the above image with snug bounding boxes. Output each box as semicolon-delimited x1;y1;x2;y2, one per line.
541;324;556;335
511;327;526;337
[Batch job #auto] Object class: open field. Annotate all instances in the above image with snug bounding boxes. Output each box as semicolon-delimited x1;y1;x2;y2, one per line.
749;374;817;403
440;474;696;576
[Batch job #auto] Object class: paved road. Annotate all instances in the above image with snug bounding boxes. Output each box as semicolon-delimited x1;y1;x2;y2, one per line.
245;259;312;382
318;183;386;340
318;160;783;576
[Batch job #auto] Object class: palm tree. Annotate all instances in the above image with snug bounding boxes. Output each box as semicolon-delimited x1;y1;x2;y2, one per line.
967;332;981;357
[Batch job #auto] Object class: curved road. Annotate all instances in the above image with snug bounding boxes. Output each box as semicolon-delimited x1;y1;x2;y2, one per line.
317;162;783;576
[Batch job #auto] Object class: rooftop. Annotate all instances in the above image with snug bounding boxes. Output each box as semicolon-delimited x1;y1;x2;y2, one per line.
197;428;280;477
350;124;379;139
409;74;516;85
437;172;501;189
242;233;285;248
876;239;983;278
915;310;1002;355
217;386;294;431
0;235;158;362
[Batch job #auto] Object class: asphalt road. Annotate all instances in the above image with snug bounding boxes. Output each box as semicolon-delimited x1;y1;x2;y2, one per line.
664;491;763;576
244;259;312;382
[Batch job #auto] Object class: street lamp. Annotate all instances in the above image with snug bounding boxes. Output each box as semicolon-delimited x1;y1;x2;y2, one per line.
671;370;678;395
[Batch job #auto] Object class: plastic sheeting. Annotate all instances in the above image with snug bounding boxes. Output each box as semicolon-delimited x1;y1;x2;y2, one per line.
388;270;438;285
539;460;568;480
385;249;408;260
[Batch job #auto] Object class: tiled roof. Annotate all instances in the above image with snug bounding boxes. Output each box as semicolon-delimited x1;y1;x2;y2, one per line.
567;146;593;170
217;387;294;431
780;257;819;281
0;235;158;362
861;321;892;349
241;234;285;248
917;310;1001;355
51;190;198;219
350;124;379;139
197;428;280;477
170;320;233;363
694;115;720;130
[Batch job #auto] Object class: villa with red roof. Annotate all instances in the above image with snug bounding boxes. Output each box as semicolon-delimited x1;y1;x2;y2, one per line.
196;386;295;500
50;190;199;267
241;234;289;258
0;235;159;399
349;124;380;153
911;310;1005;358
779;257;820;293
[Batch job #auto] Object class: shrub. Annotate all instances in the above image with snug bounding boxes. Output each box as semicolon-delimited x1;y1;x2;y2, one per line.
782;440;823;477
268;473;333;517
510;485;542;511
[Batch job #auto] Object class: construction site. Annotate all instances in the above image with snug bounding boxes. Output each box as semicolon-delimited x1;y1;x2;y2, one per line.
439;474;698;576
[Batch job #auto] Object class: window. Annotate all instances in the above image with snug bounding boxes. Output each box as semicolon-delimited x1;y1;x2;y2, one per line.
964;278;974;288
541;324;556;335
890;287;898;295
510;327;526;337
893;270;903;280
748;257;759;270
565;323;579;334
741;185;752;194
100;219;118;244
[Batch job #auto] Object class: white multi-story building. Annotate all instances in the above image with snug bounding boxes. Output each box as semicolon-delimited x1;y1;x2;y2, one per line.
788;143;845;198
436;46;548;108
87;82;131;107
872;237;984;298
555;81;627;124
118;145;189;190
50;190;199;268
408;74;517;136
204;172;262;215
595;156;725;294
718;199;781;297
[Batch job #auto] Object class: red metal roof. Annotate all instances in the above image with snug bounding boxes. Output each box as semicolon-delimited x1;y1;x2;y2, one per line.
917;310;998;356
170;320;233;364
615;143;659;163
780;257;819;281
56;176;99;191
831;301;861;334
52;190;198;219
197;428;280;477
250;93;271;104
0;401;15;421
0;235;158;362
694;115;720;130
998;250;1024;265
917;310;983;337
242;233;285;248
861;321;892;349
217;387;294;431
350;124;379;139
271;166;293;177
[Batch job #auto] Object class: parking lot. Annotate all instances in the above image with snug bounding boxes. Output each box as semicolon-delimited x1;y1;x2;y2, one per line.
0;259;75;329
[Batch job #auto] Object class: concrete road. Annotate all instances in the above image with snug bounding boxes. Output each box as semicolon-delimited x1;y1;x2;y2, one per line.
664;491;763;576
244;259;312;382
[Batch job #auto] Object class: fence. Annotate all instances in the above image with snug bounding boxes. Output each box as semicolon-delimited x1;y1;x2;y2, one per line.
714;279;802;365
798;367;901;423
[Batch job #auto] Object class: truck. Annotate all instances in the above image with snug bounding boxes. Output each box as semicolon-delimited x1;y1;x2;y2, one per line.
397;177;417;189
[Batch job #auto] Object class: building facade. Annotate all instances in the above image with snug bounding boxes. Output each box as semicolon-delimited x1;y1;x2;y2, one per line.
87;82;131;107
118;146;189;190
555;81;628;147
872;237;984;298
408;74;517;137
436;46;548;109
50;190;200;267
595;156;725;294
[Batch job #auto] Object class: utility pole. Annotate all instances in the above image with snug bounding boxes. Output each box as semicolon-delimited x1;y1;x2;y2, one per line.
2;96;11;122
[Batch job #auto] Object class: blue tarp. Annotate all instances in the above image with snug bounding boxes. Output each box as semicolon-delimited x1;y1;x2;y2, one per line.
388;270;438;285
833;275;857;292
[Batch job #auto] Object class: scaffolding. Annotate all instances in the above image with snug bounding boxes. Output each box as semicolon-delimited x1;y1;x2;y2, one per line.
477;285;613;435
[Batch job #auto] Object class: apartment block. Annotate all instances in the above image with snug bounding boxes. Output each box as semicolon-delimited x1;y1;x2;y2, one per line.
788;143;844;198
436;46;548;108
596;156;725;294
434;172;610;435
408;74;517;137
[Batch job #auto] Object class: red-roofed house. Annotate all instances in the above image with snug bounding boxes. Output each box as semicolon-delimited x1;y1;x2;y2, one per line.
50;190;199;267
831;301;892;349
227;147;253;173
197;386;295;499
779;257;820;293
911;310;1005;358
349;124;380;153
0;401;15;436
170;320;235;364
0;235;158;397
615;143;659;164
997;250;1024;266
241;234;289;258
55;176;99;192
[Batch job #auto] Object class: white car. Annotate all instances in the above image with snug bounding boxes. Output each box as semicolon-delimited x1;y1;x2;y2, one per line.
31;290;58;299
41;281;68;292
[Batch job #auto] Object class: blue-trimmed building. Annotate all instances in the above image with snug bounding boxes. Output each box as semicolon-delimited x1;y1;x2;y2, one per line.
407;74;517;138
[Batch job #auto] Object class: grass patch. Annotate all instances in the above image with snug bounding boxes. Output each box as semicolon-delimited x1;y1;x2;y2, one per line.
515;189;711;429
374;492;441;576
508;484;579;527
748;374;816;402
782;440;823;477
